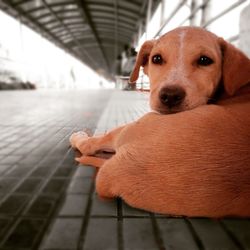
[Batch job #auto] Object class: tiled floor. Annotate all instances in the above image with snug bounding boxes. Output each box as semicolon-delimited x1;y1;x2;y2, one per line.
0;90;249;250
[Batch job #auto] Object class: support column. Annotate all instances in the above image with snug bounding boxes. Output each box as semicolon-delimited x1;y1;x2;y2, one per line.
239;3;250;57
190;0;197;26
18;15;27;83
201;0;211;27
137;22;143;44
160;0;166;26
145;0;152;39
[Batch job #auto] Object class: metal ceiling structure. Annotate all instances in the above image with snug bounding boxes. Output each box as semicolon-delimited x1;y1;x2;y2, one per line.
0;0;160;79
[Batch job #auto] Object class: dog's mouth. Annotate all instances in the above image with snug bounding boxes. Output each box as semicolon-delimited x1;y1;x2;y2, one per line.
154;106;185;115
154;105;188;115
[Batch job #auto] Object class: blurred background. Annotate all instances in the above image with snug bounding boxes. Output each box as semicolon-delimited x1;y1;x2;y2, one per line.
0;0;249;91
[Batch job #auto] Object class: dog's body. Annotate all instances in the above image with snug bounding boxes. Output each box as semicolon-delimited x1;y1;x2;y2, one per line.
70;27;250;217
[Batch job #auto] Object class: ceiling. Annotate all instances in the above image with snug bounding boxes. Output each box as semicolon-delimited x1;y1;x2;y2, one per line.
0;0;160;79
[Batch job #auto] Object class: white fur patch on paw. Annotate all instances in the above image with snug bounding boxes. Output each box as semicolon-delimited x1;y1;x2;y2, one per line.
69;131;89;148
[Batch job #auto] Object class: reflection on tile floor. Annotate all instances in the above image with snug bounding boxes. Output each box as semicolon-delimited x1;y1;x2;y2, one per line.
0;90;249;250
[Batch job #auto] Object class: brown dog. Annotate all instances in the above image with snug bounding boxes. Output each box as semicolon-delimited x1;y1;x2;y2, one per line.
70;27;250;217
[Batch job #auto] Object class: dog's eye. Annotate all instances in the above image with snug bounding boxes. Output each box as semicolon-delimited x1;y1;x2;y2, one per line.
152;54;163;65
197;56;214;66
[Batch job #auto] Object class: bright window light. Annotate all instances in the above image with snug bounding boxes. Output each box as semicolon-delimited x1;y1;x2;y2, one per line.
0;10;113;89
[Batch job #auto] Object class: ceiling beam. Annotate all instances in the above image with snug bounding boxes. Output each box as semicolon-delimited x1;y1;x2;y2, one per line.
13;0;33;5
88;2;142;16
40;0;100;69
76;0;110;72
92;18;135;31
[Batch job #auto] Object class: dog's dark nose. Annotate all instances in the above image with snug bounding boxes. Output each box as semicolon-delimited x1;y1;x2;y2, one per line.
159;86;186;108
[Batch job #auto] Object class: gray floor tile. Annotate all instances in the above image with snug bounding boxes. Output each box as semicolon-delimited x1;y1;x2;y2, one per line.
91;194;117;216
0;178;19;193
222;219;250;249
122;201;150;217
2;218;46;249
0;217;12;240
14;178;44;194
73;166;95;178
41;218;83;249
0;165;10;175
157;218;199;250
30;166;55;177
0;194;30;215
67;178;92;194
0;155;24;164
42;178;68;196
84;218;118;250
189;218;238;250
25;194;58;217
53;167;74;178
59;194;88;216
5;165;33;177
123;218;158;250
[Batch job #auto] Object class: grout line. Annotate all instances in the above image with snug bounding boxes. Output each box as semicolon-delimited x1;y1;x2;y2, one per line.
117;198;123;220
219;221;245;250
150;214;166;250
184;219;205;250
77;181;95;250
117;198;124;250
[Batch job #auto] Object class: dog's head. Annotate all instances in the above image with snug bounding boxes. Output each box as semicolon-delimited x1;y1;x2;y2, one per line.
130;27;250;114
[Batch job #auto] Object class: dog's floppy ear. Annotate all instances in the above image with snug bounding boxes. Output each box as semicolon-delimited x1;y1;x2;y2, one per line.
219;38;250;96
129;40;155;83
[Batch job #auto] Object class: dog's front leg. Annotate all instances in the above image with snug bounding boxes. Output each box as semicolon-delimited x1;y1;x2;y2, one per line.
70;125;126;156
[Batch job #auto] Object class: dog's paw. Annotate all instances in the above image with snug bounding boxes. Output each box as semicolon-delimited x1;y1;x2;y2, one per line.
69;131;89;149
